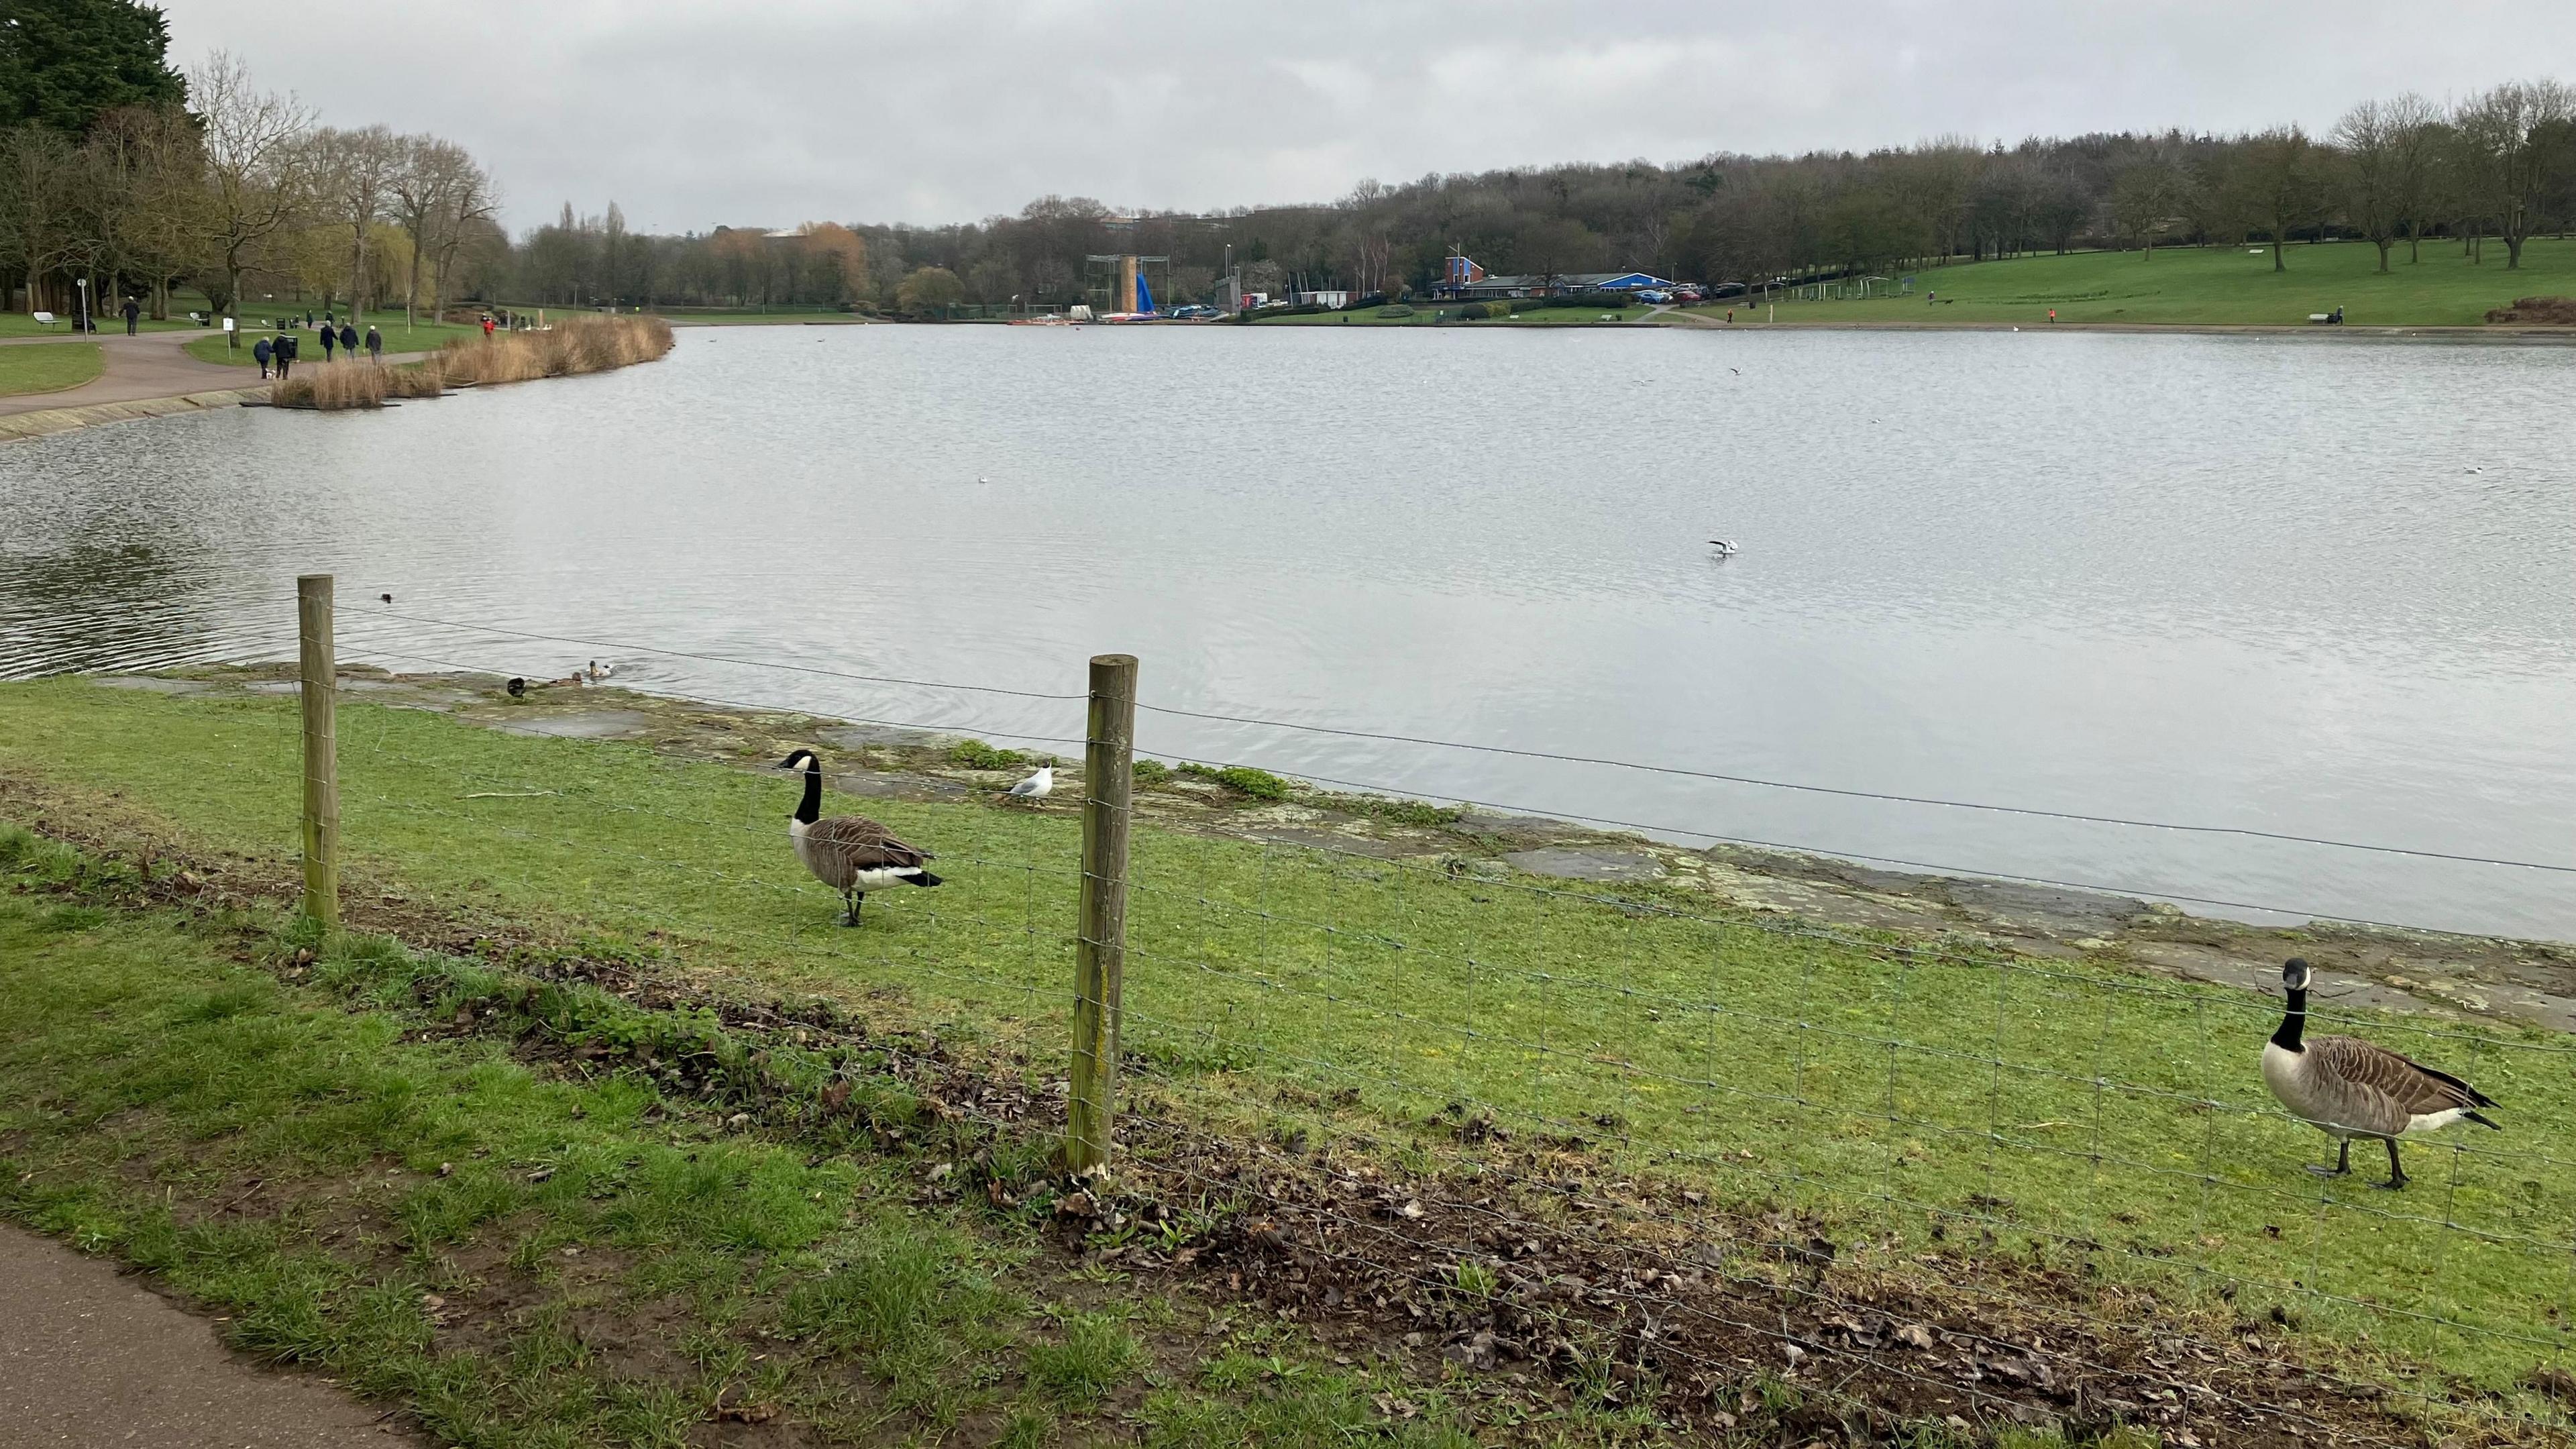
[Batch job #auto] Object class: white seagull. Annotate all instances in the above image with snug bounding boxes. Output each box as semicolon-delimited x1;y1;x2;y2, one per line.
1005;765;1054;803
1709;538;1739;557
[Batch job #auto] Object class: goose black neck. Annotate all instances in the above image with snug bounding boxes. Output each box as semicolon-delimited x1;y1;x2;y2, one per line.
2271;989;2307;1052
794;765;820;824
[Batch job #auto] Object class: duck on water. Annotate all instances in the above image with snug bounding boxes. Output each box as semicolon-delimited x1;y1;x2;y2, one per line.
777;749;943;924
2261;957;2498;1188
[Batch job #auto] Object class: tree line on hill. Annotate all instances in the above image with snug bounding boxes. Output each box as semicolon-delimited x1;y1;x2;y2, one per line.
0;0;505;325
500;76;2573;315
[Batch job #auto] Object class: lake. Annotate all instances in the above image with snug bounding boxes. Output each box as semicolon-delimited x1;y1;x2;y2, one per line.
2;323;2570;941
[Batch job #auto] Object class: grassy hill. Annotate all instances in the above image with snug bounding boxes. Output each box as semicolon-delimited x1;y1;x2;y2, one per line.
1685;237;2576;329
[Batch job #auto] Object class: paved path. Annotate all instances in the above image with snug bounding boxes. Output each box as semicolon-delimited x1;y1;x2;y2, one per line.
0;1224;418;1448
0;332;255;419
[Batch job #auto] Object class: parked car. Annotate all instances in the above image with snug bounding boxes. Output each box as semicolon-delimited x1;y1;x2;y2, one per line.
1672;286;1705;303
1635;290;1674;305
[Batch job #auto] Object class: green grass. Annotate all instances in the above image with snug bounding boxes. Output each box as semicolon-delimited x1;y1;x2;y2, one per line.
0;340;101;394
1686;237;2576;328
0;826;1487;1448
2;678;2569;1389
185;320;484;367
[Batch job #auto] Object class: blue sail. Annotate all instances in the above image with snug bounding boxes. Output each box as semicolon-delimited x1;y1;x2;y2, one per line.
1134;270;1155;315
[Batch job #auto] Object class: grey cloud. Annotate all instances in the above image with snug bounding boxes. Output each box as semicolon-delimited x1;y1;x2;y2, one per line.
164;0;2576;231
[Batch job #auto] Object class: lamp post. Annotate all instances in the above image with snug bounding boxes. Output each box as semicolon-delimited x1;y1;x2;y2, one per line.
74;277;88;334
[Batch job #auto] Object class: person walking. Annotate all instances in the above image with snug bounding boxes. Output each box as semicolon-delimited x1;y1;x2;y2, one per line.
252;335;272;379
319;323;337;362
305;309;314;329
480;313;496;339
274;333;295;378
338;321;358;357
121;297;140;335
364;324;381;361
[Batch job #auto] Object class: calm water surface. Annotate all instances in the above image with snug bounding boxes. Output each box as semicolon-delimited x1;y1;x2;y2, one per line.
3;325;2571;939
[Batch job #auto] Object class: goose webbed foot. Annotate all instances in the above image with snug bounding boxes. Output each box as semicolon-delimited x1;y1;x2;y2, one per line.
2304;1140;2353;1178
2372;1140;2408;1190
839;892;865;927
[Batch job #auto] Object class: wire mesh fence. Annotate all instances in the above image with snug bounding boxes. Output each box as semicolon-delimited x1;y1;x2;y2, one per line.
20;580;2575;1439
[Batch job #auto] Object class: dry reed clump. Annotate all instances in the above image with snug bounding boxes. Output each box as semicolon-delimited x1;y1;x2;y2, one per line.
436;313;676;387
270;363;389;410
2484;295;2576;324
270;359;449;410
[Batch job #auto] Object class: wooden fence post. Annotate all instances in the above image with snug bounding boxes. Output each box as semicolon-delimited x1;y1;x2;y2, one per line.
1067;652;1136;1173
297;574;339;930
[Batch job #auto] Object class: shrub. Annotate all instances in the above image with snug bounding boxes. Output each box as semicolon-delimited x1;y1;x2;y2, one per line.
1375;305;1415;319
947;739;1029;771
1457;301;1499;320
1214;765;1290;800
1131;758;1171;786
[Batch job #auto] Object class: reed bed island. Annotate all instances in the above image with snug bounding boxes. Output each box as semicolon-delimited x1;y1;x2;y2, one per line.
270;314;676;410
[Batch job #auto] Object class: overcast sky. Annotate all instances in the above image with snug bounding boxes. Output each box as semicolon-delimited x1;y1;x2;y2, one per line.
165;2;2576;235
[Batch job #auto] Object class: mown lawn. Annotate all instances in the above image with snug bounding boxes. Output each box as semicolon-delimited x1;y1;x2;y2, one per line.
1;677;2568;1387
185;319;485;366
0;340;101;394
1684;237;2576;328
0;835;1485;1449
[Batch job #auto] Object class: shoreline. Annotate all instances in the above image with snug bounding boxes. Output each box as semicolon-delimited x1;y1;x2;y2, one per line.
76;663;2576;1038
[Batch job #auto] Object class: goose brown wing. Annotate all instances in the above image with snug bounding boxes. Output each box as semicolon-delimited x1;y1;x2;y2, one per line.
2308;1034;2493;1122
809;814;933;871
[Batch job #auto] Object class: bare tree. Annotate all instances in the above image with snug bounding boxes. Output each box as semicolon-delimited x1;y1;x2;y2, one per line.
184;52;312;325
2224;127;2326;272
2458;79;2576;270
307;123;400;322
0;125;81;314
2110;158;2190;258
2335;99;2412;272
389;136;473;326
427;159;498;320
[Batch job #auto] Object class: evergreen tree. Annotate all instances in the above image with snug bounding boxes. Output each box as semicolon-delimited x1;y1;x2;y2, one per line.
0;0;186;134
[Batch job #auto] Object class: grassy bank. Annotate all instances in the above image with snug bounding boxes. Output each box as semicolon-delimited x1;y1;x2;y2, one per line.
0;676;2568;1434
1684;238;2576;329
0;830;1491;1449
0;340;102;394
185;320;486;367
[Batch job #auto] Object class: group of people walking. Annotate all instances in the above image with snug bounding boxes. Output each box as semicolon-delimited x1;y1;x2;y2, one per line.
250;314;380;380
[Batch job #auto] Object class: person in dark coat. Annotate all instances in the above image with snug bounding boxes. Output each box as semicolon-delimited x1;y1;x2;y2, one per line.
305;309;314;329
339;321;358;356
277;333;297;378
121;297;140;335
364;325;382;360
252;336;272;379
319;324;337;360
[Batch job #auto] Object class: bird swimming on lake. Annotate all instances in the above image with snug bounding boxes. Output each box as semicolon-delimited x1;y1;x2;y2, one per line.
777;749;943;924
1004;764;1054;804
585;659;616;682
2261;957;2498;1189
379;592;394;604
1709;538;1739;557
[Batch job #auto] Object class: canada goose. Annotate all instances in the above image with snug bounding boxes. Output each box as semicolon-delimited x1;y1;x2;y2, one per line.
777;749;943;924
379;592;394;603
1005;764;1053;803
2261;957;2498;1188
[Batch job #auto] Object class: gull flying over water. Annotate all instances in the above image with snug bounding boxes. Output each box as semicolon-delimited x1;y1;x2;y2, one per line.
1709;539;1739;557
